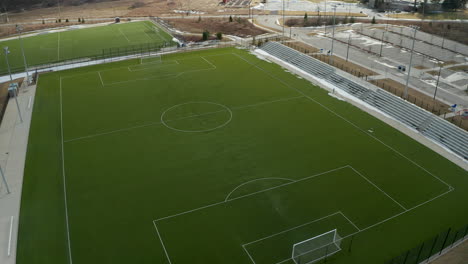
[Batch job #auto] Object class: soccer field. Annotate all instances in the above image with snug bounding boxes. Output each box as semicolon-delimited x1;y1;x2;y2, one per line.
0;21;173;75
18;47;468;264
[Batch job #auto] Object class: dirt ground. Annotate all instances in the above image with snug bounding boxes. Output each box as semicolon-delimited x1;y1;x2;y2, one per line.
0;19;114;38
166;17;267;37
2;0;242;24
430;240;468;264
448;65;468;73
448;115;468;131
284;41;319;53
311;53;377;77
369;78;451;115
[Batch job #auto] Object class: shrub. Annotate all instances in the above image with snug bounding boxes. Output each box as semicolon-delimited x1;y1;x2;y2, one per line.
130;2;145;9
371;16;376;24
202;30;210;41
216;32;223;40
65;18;69;22
229;15;233;22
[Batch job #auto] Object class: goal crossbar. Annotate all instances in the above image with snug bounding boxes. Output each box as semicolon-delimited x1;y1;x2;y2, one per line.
292;229;342;264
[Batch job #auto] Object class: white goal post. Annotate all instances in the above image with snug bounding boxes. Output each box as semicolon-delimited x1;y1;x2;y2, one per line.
292;229;342;264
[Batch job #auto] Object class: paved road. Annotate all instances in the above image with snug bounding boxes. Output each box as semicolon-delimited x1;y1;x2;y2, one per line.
255;15;468;108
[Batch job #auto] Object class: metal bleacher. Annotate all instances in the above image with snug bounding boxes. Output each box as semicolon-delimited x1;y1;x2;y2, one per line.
260;41;468;160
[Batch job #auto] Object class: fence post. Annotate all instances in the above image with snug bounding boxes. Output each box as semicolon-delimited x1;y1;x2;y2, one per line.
402;250;410;264
415;242;425;264
427;235;439;262
439;228;451;255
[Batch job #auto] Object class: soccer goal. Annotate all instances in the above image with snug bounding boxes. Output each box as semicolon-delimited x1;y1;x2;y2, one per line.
292;229;342;264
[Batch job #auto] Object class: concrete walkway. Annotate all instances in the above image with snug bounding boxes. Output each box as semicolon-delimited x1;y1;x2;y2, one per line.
0;80;36;264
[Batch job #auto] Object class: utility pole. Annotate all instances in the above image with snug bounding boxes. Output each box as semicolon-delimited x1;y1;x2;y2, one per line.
329;5;336;65
4;47;23;123
346;33;351;62
282;0;285;38
404;26;418;99
433;63;443;100
57;0;62;20
16;25;30;85
379;31;385;57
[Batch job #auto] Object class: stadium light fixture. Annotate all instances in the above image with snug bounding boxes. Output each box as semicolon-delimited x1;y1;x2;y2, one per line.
16;25;30;85
403;25;419;99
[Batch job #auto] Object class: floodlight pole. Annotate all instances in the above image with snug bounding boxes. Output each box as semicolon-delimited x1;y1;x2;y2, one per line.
379;31;385;57
282;0;285;38
4;47;23;123
329;6;336;65
433;63;442;100
404;26;418;99
346;33;351;62
0;166;10;194
16;25;30;85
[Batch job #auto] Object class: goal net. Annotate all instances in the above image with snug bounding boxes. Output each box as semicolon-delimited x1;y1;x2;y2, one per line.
292;229;342;264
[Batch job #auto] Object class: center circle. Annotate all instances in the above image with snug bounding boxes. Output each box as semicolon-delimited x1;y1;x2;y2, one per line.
160;102;233;132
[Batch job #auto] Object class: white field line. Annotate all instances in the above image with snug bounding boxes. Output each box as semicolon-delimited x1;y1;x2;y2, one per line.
225;177;295;202
143;22;165;41
349;166;407;211
118;28;131;43
153;221;173;264
63;96;305;143
338;211;361;231
154;166;349;222
232;53;454;191
201;56;217;70
102;58;216;86
59;77;73;264
242;245;257;264
243;212;342;247
127;60;179;72
7;216;13;257
98;72;104;87
59;53;234;81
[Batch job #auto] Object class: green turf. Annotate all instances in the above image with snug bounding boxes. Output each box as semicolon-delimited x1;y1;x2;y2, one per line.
17;47;468;264
0;21;173;75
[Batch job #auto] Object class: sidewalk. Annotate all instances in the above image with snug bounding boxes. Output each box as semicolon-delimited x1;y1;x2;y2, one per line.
0;80;36;264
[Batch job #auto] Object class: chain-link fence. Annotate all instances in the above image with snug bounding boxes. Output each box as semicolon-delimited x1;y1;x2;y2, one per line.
385;224;468;264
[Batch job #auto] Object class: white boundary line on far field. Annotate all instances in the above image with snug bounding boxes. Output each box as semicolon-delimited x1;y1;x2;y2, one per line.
59;77;73;264
231;53;454;191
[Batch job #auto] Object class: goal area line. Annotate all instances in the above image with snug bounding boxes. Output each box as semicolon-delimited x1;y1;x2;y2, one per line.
151;163;453;264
